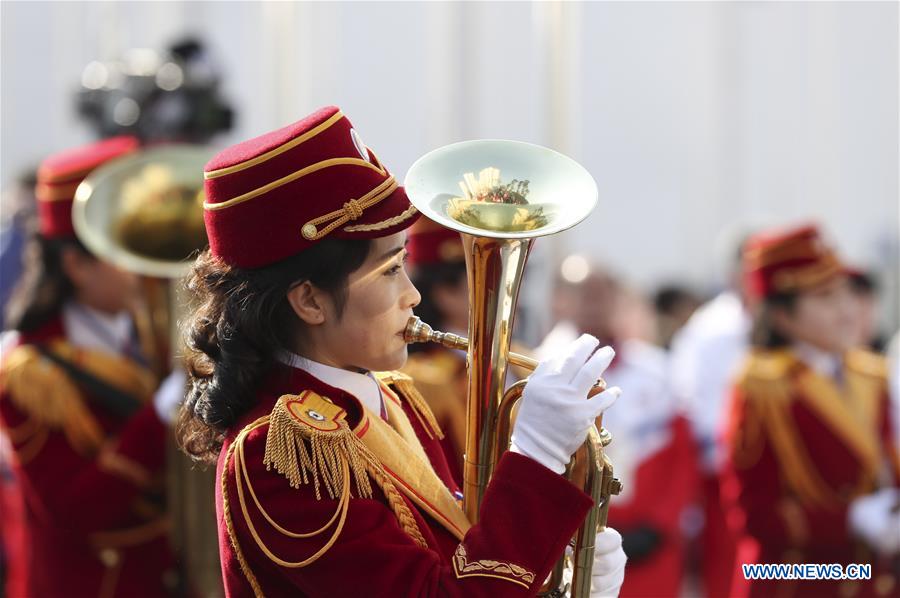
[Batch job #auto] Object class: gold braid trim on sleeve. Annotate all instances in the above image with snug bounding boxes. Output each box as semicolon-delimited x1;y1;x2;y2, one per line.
452;543;536;589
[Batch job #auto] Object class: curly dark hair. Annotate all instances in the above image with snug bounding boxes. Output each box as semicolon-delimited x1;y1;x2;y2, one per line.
750;292;797;349
5;234;91;333
177;239;371;463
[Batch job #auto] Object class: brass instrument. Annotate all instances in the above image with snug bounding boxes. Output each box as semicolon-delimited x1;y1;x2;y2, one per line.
403;140;621;597
72;145;222;597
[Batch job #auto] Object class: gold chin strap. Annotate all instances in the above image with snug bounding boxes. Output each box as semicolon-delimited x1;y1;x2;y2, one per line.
300;176;398;241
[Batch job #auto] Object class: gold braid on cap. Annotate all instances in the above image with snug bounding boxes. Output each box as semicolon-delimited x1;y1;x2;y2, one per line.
300;176;398;241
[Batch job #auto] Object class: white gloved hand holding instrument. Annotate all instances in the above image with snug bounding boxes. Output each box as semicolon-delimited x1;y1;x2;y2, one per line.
510;333;621;474
511;334;626;596
591;528;627;598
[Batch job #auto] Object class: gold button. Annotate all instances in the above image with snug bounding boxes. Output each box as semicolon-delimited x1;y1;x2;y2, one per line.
875;574;895;596
307;409;326;421
99;548;120;568
302;223;317;240
839;580;860;598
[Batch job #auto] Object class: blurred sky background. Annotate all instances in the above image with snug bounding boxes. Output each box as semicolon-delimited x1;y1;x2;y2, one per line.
2;1;897;337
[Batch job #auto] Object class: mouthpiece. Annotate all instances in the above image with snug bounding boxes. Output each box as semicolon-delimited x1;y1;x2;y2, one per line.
404;316;606;393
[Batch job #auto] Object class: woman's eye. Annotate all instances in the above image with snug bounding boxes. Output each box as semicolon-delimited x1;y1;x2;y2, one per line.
385;252;410;276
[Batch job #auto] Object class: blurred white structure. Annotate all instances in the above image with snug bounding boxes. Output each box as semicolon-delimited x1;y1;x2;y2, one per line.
2;1;897;337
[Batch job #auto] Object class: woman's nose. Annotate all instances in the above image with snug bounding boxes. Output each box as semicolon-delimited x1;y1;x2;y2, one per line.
405;276;421;309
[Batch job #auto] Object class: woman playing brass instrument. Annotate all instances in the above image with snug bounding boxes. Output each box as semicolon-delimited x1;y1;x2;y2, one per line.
177;106;627;597
0;137;180;597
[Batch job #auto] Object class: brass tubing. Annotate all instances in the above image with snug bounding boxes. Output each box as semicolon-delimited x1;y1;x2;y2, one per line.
570;427;604;595
404;316;607;393
460;234;533;523
495;381;527;470
571;426;621;596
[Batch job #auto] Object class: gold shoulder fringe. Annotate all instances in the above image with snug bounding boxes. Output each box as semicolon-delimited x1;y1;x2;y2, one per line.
376;371;445;441
264;393;373;501
221;394;428;582
0;344;104;455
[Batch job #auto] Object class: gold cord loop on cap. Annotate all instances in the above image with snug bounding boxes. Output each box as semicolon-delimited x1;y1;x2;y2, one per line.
300;176;398;241
343;199;364;220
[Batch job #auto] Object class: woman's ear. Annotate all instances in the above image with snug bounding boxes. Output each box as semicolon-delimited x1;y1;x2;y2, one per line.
287;281;329;325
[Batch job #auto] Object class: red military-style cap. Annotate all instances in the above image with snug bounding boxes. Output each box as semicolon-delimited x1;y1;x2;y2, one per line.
407;216;463;268
202;106;420;269
35;136;140;238
743;224;844;299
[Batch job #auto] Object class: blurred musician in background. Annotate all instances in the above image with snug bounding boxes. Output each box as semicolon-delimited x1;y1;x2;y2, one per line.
668;237;752;598
536;262;699;597
722;224;900;597
0;138;182;597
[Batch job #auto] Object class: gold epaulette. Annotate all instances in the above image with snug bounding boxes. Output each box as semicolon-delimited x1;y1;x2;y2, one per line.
736;350;796;404
740;349;795;383
222;391;427;594
374;370;445;440
0;343;104;455
264;391;374;500
845;349;888;380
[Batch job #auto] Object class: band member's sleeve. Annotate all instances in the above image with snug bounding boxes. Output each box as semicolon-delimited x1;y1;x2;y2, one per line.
0;392;167;534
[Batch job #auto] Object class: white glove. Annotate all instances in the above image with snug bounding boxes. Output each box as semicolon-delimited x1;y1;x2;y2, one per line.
591;528;627;598
510;334;621;474
153;368;187;425
848;487;900;556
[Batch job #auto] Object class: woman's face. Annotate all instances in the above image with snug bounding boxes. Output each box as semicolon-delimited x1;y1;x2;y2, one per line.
773;275;856;355
63;248;140;314
302;231;421;372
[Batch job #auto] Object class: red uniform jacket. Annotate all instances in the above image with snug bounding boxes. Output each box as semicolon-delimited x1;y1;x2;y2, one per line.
0;318;175;597
721;348;900;598
217;363;594;597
